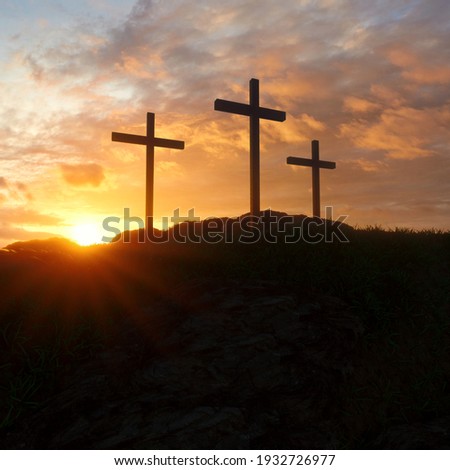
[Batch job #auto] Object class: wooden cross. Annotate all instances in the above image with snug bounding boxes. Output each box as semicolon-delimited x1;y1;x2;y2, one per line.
215;78;286;216
112;112;184;231
287;140;336;218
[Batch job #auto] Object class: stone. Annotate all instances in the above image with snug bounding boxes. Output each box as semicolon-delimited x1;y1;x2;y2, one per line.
1;278;367;449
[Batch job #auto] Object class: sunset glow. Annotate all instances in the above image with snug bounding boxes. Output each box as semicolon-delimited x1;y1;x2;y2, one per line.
1;0;449;247
70;223;105;246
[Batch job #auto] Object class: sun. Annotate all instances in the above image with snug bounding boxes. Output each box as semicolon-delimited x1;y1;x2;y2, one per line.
70;223;104;246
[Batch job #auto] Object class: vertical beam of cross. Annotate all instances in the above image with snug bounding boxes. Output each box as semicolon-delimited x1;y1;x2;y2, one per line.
112;112;185;231
215;78;286;216
311;140;321;218
145;113;155;231
287;140;336;218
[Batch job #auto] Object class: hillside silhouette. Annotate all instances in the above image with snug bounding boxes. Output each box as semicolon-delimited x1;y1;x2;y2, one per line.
0;215;449;449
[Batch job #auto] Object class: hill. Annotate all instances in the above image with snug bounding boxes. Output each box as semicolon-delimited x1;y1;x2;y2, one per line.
0;216;449;449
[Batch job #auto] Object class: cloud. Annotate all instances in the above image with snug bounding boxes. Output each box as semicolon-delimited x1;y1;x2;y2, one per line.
0;177;33;202
387;45;450;85
0;208;63;226
340;105;450;159
354;159;388;173
60;163;105;187
343;97;381;114
300;114;327;132
156;161;184;178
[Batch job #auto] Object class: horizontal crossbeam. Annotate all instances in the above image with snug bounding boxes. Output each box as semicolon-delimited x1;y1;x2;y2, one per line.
214;99;286;122
287;156;336;169
112;132;147;146
112;133;184;150
153;137;185;150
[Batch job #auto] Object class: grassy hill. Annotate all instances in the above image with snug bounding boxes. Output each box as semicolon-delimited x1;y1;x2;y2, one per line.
0;217;449;448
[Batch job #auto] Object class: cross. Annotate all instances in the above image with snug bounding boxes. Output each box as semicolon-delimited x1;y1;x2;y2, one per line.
287;140;336;218
214;78;286;216
112;112;184;231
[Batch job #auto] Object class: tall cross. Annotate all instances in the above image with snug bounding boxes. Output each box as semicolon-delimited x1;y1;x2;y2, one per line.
287;140;336;218
214;78;286;216
112;112;184;231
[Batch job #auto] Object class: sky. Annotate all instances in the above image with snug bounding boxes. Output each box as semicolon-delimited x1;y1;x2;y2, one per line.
0;0;449;246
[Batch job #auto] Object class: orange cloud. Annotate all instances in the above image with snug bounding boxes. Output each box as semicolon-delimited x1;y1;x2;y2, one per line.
340;106;449;159
0;178;33;202
156;161;184;178
60;163;105;187
300;113;326;131
354;159;388;173
0;207;63;226
114;53;167;79
369;85;405;108
388;47;417;68
388;46;450;85
404;66;450;85
343;96;381;114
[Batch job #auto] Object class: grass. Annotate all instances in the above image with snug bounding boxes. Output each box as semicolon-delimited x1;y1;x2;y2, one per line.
0;223;449;447
0;314;105;429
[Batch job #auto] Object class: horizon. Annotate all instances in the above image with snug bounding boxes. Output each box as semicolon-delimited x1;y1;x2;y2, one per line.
1;0;449;247
3;208;449;250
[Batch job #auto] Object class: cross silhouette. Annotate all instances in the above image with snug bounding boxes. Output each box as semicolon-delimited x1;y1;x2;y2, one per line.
215;78;286;216
287;140;336;218
112;112;184;231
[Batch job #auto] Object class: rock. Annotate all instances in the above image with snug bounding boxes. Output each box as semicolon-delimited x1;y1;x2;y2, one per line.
1;278;365;449
371;419;450;449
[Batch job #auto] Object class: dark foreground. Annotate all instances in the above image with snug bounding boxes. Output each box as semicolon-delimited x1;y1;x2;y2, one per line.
0;220;449;449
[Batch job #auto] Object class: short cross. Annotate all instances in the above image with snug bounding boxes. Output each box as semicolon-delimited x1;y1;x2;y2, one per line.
112;112;184;231
215;78;286;216
287;140;336;218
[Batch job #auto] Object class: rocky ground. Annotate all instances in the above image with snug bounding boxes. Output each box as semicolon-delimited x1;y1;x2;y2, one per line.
2;278;449;449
